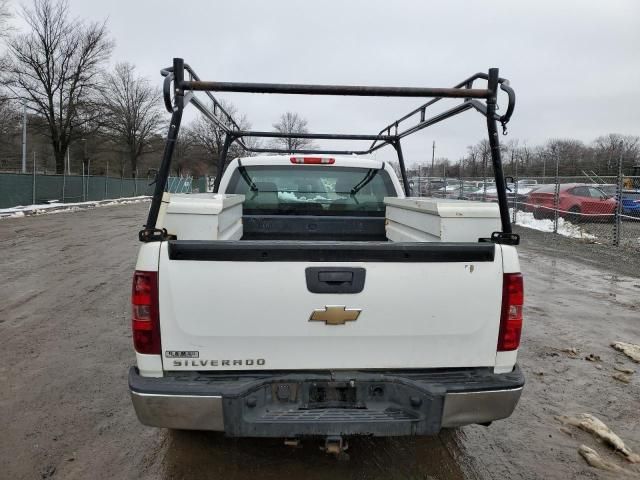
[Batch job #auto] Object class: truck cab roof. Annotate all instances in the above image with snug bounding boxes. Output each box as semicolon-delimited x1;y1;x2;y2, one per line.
227;155;385;169
217;155;403;198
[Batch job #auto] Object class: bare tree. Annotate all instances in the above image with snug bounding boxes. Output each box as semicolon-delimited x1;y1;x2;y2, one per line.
99;62;164;177
172;129;195;176
0;0;14;115
190;99;257;166
271;112;315;151
172;129;211;177
0;0;12;40
0;99;19;169
593;134;640;174
4;0;113;173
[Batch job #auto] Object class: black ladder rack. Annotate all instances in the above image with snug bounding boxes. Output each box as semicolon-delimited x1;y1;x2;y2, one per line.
144;58;516;240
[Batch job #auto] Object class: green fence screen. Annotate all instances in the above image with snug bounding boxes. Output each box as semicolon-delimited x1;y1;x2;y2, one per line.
0;173;207;209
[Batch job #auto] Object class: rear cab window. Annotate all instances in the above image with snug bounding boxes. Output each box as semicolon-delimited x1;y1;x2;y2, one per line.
225;165;397;216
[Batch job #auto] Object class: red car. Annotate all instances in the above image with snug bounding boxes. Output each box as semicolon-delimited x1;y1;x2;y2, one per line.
526;183;616;222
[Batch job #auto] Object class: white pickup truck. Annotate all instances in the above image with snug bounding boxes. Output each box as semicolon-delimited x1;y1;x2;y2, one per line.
128;154;524;445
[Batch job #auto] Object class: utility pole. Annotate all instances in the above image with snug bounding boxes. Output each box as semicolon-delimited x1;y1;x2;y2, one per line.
32;151;36;204
613;148;623;247
83;138;88;172
105;161;109;199
21;100;27;173
82;139;88;201
431;141;436;178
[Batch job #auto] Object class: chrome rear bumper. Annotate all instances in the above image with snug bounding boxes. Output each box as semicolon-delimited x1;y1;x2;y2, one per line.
131;392;224;431
129;366;524;434
441;387;522;427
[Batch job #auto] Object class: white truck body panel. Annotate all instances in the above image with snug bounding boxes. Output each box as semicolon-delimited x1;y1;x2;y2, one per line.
158;243;504;371
135;156;520;376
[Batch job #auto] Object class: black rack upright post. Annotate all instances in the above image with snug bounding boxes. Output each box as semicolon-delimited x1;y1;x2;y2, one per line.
485;68;512;234
391;140;411;196
144;58;185;235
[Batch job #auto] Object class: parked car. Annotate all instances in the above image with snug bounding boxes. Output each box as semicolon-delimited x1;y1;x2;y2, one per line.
620;192;640;218
590;184;640;219
408;177;449;196
469;183;536;203
516;179;538;187
526;183;617;222
433;182;480;199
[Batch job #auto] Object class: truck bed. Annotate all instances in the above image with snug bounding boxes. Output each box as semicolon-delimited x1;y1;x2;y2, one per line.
241;215;387;241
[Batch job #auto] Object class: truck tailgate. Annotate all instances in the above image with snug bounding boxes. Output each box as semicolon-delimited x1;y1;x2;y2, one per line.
158;241;503;371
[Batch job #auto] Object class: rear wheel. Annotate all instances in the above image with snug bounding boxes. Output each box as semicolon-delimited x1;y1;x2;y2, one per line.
533;208;545;220
567;206;582;224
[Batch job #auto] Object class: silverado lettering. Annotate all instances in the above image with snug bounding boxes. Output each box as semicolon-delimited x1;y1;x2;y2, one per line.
172;359;266;367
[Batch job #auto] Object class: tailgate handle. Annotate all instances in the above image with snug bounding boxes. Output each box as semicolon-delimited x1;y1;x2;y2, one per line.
318;271;353;284
306;267;365;294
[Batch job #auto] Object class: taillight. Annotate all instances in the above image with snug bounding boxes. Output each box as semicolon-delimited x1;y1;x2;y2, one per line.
131;270;160;354
497;273;524;351
290;157;335;164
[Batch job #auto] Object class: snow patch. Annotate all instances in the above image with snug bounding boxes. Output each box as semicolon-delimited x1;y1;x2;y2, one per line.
277;191;333;202
0;196;151;219
514;210;597;240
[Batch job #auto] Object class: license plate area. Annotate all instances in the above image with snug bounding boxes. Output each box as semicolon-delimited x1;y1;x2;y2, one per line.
307;381;359;409
225;376;444;437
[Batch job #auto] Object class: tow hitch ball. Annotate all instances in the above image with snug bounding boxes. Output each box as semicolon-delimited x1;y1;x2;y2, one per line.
322;436;349;459
284;435;349;459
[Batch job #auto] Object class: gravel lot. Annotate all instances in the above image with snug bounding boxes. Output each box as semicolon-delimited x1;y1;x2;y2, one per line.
1;203;638;479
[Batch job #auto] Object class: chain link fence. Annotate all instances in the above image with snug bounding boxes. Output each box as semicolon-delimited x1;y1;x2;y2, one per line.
4;166;638;249
411;170;640;249
0;172;207;209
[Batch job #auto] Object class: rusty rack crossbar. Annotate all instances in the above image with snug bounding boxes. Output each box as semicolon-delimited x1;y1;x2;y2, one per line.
144;58;516;242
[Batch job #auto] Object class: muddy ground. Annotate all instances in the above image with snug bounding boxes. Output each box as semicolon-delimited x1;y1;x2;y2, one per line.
0;204;638;480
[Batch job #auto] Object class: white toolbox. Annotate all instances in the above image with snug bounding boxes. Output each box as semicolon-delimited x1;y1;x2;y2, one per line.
160;193;245;240
384;197;501;242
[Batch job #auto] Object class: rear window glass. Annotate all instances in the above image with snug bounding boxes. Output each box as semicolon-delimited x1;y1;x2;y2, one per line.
530;184;556;193
225;165;396;216
570;186;590;197
587;186;607;198
598;185;617;196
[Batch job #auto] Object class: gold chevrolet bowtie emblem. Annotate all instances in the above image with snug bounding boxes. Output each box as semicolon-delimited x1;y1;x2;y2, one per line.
309;306;361;325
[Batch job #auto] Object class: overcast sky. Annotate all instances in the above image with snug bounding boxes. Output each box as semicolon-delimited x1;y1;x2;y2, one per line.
10;0;640;166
